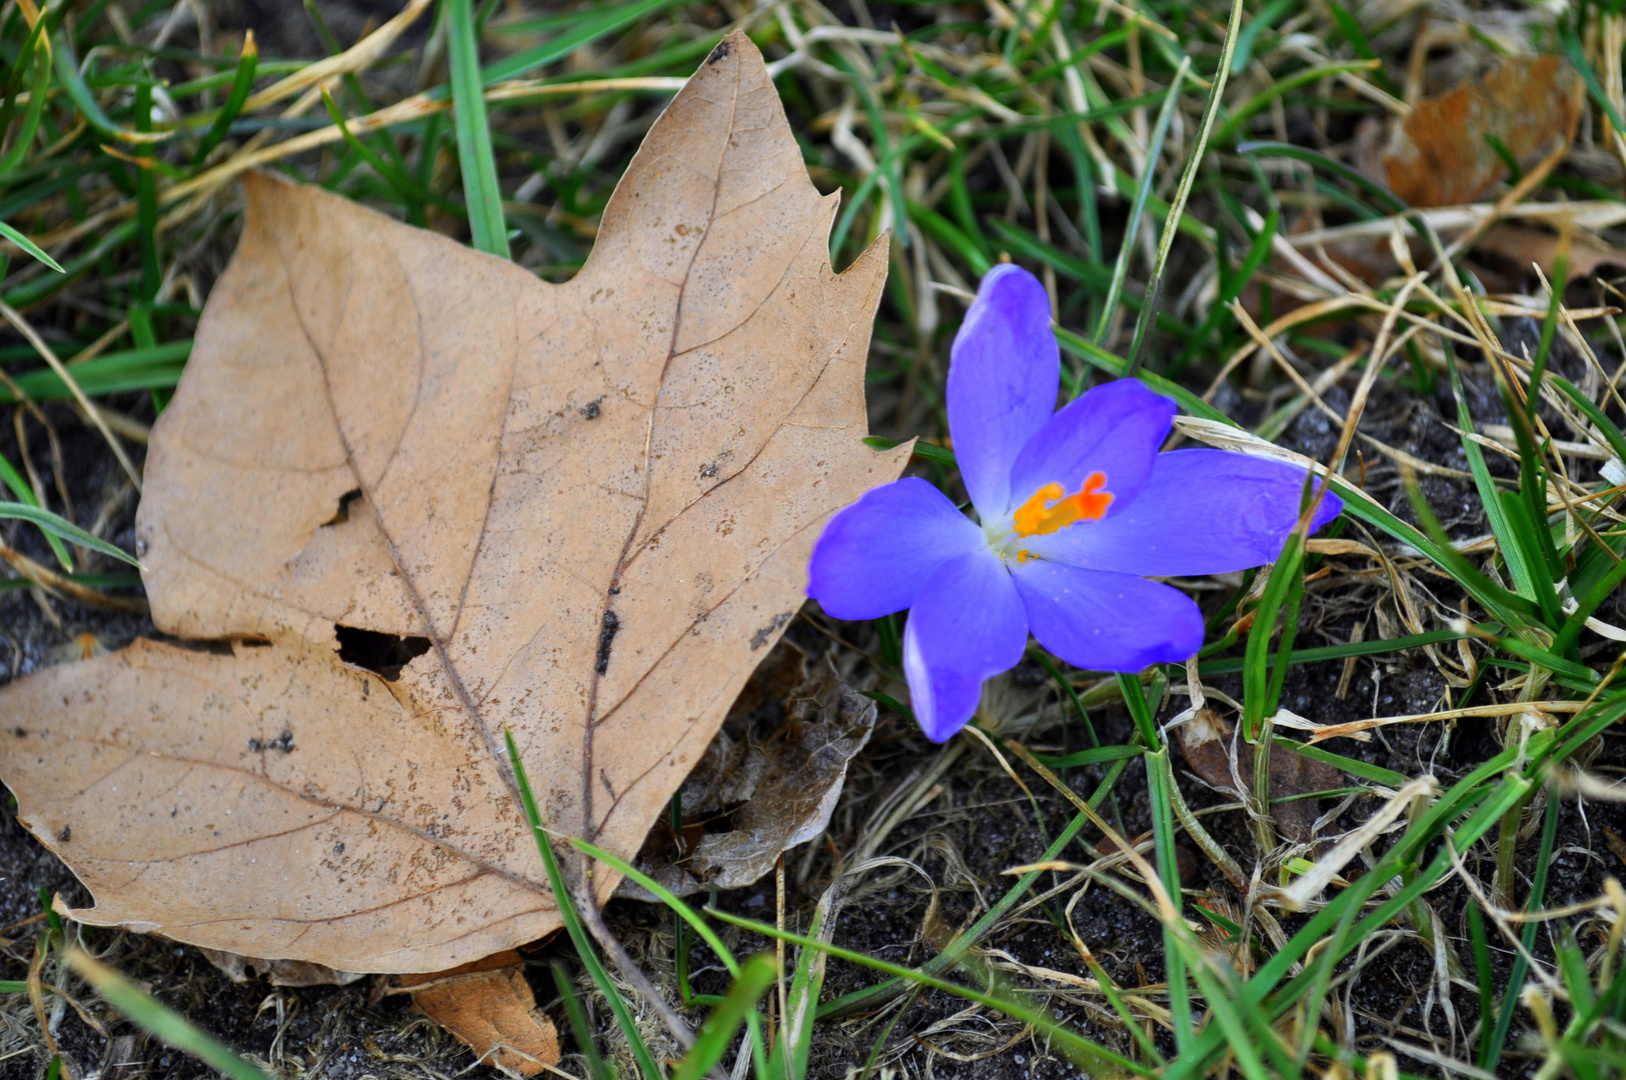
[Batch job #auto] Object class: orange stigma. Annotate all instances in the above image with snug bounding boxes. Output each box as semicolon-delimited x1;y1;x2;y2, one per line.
1012;472;1113;537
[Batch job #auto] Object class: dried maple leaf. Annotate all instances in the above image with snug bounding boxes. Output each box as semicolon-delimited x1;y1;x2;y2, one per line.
0;32;903;973
1378;55;1584;208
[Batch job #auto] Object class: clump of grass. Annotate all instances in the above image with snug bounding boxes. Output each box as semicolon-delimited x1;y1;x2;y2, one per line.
7;0;1626;1077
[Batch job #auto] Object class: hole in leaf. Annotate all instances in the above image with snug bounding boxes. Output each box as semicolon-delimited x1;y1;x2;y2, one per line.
158;636;245;656
322;489;364;526
335;625;431;681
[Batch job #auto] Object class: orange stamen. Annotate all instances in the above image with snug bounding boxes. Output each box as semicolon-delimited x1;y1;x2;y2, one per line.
1012;472;1113;537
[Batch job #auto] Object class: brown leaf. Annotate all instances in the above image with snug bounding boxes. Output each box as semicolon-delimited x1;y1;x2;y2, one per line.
1174;709;1340;844
1380;55;1584;207
399;952;559;1075
617;646;876;898
0;32;904;972
1469;224;1626;284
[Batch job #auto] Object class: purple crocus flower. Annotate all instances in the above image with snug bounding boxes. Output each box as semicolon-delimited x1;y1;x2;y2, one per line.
807;265;1343;742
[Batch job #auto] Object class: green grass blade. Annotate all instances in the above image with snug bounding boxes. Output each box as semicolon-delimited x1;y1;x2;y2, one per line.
552;961;615;1080
710;909;1148;1078
1483;786;1560;1072
0;502;140;567
321;87;438;207
671;953;775;1080
447;0;508;258
1274;738;1408;787
503;732;660;1080
1033;744;1142;769
0;14;51;175
1497;488;1563;627
1554;553;1626;656
1199;624;1483;674
1558;19;1626;136
134;81;160;303
0;572;140;593
772;874;844;1080
1181;960;1272;1080
1437;325;1541;605
0;340;191;403
1177;205;1276;368
66;950;270;1080
1243;531;1305;737
1548;373;1626;465
1142;744;1193;1049
191;32;258;165
861;435;956;470
906;199;990;277
1325;3;1379;63
568;836;740;976
50;29;142;143
1468;901;1495;1066
1126;0;1241;375
0;450;70;569
1399;472;1544;629
481;0;683;84
1094;57;1189;344
0;220;62;273
4;219;141;310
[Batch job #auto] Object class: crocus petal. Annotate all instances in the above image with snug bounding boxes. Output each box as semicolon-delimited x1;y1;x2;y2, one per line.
808;477;985;620
947;265;1059;519
903;551;1028;742
1022;449;1344;576
1005;379;1176;522
1010;561;1203;672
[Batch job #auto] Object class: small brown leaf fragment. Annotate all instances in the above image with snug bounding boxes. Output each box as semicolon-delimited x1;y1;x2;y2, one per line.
1380;55;1585;207
1175;709;1340;844
100;1034;142;1080
399;951;559;1075
0;31;907;973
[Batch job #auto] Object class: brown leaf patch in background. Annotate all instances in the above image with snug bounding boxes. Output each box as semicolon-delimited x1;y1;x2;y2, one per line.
396;951;559;1076
1470;224;1626;287
1175;709;1340;844
0;32;907;973
1379;55;1584;207
617;641;876;898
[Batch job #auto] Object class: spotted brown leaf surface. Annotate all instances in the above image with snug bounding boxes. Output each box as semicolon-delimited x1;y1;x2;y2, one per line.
0;32;903;973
